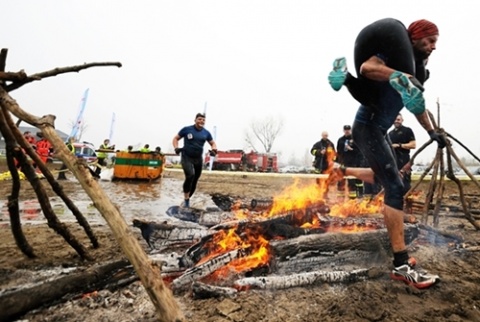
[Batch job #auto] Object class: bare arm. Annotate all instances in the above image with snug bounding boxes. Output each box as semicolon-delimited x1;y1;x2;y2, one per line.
360;56;412;81
172;134;181;149
414;111;434;133
392;140;416;150
208;140;217;150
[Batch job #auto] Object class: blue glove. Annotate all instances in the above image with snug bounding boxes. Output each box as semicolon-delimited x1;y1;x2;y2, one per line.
209;149;218;157
428;130;446;149
174;147;183;155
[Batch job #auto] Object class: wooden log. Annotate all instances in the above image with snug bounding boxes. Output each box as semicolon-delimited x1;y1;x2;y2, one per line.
274;250;382;275
172;250;239;292
192;281;238;299
270;225;419;260
0;260;130;322
133;219;208;250
233;268;370;291
0;87;185;321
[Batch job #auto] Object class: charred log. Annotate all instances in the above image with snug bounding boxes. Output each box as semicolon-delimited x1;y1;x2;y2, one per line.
132;218;208;250
0;260;130;322
192;281;238;299
274;250;385;275
233;268;370;291
172;250;240;292
270;225;419;260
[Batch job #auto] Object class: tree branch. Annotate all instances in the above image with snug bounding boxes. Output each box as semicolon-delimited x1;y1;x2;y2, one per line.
5;61;122;92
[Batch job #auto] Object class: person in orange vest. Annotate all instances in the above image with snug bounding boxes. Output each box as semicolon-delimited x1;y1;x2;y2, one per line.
35;132;53;165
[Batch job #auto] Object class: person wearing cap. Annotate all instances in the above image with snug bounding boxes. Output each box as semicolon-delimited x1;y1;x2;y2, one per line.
172;113;217;208
335;125;362;198
326;18;446;289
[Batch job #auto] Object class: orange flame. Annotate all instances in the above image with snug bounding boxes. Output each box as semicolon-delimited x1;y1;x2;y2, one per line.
198;179;386;279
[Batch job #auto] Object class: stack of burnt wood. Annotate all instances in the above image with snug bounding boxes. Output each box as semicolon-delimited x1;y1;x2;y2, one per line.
132;194;422;298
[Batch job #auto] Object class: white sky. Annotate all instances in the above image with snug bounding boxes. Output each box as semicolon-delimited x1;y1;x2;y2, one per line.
4;1;479;165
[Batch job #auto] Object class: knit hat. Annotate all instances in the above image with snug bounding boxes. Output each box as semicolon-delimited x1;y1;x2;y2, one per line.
408;19;439;40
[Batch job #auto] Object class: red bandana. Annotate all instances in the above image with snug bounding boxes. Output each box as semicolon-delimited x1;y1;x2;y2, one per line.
408;19;439;40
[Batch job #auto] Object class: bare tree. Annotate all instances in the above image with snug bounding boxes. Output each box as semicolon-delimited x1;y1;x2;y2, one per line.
68;119;89;141
245;115;284;152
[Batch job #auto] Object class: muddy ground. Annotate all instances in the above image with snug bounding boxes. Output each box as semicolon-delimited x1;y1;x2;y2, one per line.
1;165;480;322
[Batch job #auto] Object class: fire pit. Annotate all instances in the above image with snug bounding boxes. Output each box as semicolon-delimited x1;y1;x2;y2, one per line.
135;180;417;297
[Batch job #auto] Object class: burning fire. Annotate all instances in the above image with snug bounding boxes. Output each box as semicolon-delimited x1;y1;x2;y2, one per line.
198;227;270;279
196;178;386;278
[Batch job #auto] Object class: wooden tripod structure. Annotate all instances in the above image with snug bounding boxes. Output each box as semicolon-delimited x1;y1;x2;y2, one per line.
0;48;185;322
406;99;480;230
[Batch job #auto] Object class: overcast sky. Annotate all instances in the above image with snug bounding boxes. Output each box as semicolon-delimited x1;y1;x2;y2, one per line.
4;1;479;165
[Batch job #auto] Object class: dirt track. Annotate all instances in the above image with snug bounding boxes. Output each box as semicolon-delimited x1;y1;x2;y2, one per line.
1;167;480;322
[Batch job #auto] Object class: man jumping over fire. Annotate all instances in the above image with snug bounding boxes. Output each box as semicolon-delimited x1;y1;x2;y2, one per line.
327;18;446;289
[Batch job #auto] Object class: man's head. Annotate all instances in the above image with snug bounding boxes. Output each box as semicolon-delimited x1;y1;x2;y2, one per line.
343;125;352;136
408;19;439;59
394;113;404;128
321;131;329;140
194;113;206;129
104;139;110;145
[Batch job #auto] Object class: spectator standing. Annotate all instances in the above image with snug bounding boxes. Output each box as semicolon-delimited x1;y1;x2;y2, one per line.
172;113;217;208
310;131;335;174
57;137;75;180
336;125;363;198
140;144;151;153
95;139;115;176
35;132;53;164
23;131;37;147
388;113;416;193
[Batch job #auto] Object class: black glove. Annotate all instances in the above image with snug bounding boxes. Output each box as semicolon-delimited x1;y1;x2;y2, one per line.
428;130;447;149
409;76;425;92
209;149;218;157
174;147;183;155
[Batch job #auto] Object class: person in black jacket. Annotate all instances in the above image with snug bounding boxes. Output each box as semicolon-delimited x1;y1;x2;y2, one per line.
336;125;363;198
388;113;416;193
310;131;335;174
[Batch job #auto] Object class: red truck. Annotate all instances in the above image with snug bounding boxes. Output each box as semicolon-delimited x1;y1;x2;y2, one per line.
204;149;278;172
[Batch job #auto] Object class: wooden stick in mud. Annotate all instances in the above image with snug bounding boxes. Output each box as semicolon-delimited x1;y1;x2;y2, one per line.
0;65;184;321
445;144;480;230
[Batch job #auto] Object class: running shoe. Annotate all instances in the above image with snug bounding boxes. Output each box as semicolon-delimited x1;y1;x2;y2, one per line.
390;258;440;289
180;199;190;208
328;57;347;91
389;71;425;113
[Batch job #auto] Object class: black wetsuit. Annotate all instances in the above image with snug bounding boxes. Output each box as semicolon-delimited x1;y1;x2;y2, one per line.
345;18;428;210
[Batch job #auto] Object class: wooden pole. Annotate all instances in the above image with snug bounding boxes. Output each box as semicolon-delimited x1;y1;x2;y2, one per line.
0;85;184;321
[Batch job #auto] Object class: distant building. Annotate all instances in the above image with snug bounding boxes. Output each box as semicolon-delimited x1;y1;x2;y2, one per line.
0;126;69;155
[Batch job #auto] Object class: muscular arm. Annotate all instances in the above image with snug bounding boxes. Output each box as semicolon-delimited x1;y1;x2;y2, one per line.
393;140;416;150
360;56;412;81
208;140;217;150
172;134;181;149
414;111;434;133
